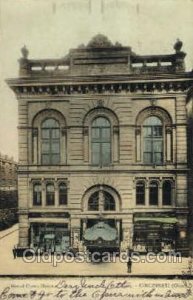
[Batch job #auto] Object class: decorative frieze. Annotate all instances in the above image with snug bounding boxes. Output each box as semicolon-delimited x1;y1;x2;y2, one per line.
12;80;191;97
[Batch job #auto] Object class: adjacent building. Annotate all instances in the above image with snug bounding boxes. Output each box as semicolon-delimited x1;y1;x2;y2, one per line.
7;35;193;255
0;153;17;208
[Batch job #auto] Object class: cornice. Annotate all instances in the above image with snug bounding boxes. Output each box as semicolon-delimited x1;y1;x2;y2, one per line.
7;77;193;98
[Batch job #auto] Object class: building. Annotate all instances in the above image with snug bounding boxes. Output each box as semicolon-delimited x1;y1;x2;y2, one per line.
0;153;18;230
6;35;193;255
0;153;17;208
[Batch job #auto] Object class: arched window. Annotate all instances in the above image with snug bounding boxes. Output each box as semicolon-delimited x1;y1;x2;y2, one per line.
41;118;60;165
143;116;163;164
46;183;55;205
88;190;115;211
136;181;145;205
163;181;172;205
104;191;115;211
149;181;158;205
91;117;111;166
88;192;99;211
59;182;68;205
33;183;42;206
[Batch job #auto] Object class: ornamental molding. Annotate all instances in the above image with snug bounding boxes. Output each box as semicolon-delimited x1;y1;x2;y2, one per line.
11;80;192;97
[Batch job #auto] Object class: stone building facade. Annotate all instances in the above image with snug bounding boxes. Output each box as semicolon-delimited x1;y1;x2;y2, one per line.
0;153;17;189
7;35;193;254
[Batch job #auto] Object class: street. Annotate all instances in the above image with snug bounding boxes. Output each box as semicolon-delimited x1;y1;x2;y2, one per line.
0;224;191;276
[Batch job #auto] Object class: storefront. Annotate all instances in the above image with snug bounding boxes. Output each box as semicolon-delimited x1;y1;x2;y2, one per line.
30;223;70;253
133;213;177;253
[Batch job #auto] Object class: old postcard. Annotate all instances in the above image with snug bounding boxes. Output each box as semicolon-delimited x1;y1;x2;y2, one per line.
0;0;193;299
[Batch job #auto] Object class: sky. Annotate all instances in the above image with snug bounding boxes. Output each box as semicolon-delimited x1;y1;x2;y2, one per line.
0;0;193;161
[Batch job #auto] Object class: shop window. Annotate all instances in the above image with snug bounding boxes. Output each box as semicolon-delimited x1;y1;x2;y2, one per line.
136;181;145;205
41;118;60;165
163;181;172;205
104;191;115;210
143;116;163;164
59;182;68;205
149;181;158;205
46;183;55;205
33;183;42;206
91;117;111;166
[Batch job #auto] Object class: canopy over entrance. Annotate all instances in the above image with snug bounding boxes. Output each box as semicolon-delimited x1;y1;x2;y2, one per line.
83;221;117;241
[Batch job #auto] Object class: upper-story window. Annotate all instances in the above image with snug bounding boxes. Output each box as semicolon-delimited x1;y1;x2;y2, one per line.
83;107;119;165
162;180;172;205
136;107;173;165
143;116;163;164
41;118;60;165
91;117;111;166
149;180;159;205
88;190;115;211
46;183;55;205
32;109;67;165
33;183;42;206
136;181;145;205
59;182;68;205
88;191;99;211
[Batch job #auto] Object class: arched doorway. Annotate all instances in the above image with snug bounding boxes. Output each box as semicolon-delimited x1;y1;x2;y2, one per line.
81;185;121;253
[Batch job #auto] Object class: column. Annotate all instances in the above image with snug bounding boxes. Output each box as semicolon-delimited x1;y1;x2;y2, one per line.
55;180;59;207
145;179;149;206
71;218;81;249
136;127;141;162
113;126;119;162
158;181;162;208
42;178;46;207
32;128;38;164
166;127;172;162
30;224;34;248
83;127;89;162
18;211;29;248
61;127;67;164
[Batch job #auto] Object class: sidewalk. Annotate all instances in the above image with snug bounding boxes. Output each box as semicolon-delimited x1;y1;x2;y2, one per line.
0;227;192;276
0;223;18;240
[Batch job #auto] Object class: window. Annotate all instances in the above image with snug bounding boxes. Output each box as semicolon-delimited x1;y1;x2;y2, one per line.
33;183;42;206
46;183;55;205
88;192;99;211
104;191;115;211
41;118;60;165
149;181;158;205
143;116;163;164
163;181;172;205
136;181;145;205
59;183;68;205
91;117;111;166
88;190;115;211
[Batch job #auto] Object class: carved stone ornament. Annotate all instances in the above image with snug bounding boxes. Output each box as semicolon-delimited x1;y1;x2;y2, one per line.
135;127;141;135
61;127;67;136
83;127;89;136
174;39;183;53
32;128;38;137
166;127;172;134
87;34;120;48
97;99;104;107
21;45;29;59
113;126;119;135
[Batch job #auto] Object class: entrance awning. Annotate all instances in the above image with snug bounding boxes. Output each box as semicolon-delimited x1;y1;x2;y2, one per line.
134;217;177;224
44;234;55;239
84;222;117;241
